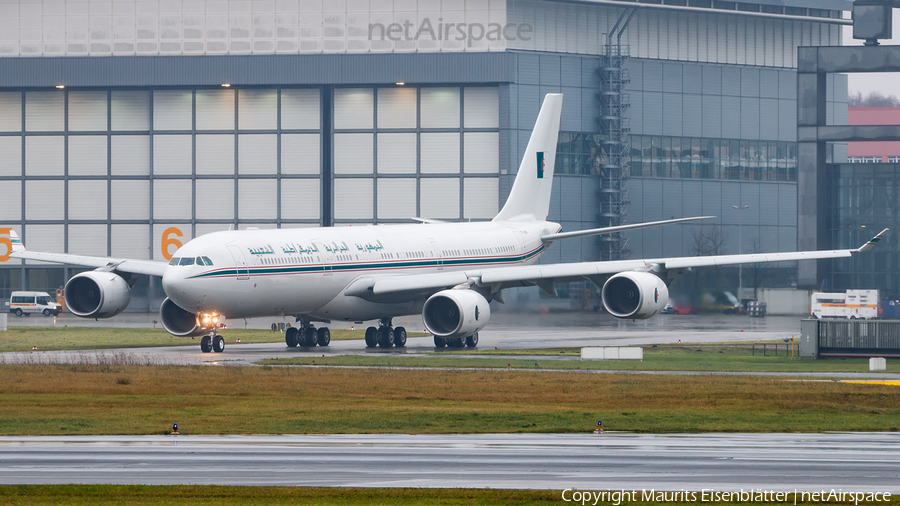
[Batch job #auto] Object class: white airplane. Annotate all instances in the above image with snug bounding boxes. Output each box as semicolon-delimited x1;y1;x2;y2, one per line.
7;94;888;354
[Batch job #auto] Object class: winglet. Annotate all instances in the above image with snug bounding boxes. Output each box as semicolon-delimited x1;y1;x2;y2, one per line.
857;228;889;253
6;229;25;252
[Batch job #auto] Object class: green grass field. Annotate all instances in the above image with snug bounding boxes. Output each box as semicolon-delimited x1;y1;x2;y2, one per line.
1;364;899;435
265;344;897;373
3;486;896;506
0;327;424;353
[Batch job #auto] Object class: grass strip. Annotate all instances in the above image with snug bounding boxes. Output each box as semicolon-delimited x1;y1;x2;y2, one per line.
0;327;424;353
1;485;898;506
264;345;898;373
1;364;899;434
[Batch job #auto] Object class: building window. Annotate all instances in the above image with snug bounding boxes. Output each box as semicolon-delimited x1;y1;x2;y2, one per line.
558;133;798;182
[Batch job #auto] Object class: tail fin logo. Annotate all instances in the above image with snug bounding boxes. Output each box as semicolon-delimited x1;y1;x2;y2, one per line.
537;152;545;179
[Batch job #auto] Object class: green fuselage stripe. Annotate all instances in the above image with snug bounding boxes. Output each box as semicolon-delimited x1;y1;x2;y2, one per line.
188;247;545;279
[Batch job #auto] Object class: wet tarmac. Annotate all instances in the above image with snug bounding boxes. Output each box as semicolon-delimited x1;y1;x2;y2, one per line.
2;433;899;491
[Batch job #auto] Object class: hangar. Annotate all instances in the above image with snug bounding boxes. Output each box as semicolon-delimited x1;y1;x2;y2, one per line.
0;0;852;309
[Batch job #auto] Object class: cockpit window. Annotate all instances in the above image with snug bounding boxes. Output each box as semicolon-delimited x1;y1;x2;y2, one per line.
179;257;195;266
196;257;205;266
168;257;180;266
202;256;214;266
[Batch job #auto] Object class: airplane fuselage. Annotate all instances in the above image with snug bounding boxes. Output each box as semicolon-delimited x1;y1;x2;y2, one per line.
162;220;559;322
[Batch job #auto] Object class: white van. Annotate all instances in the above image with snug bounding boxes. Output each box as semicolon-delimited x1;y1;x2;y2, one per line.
7;291;62;317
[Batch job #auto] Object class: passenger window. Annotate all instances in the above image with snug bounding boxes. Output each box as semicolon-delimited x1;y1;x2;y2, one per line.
179;257;194;266
169;257;180;266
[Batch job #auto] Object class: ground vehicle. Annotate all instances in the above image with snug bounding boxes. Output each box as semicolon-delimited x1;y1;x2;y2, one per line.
7;291;62;316
810;290;878;319
699;291;741;314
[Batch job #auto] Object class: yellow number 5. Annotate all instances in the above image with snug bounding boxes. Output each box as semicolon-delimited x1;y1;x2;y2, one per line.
161;227;184;261
0;228;12;263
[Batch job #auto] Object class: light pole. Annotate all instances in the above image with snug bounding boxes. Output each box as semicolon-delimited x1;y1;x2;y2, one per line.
733;204;749;301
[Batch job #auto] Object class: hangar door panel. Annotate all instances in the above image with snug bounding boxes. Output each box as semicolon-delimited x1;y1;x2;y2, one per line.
420;178;459;220
281;179;320;220
377;178;416;219
111;224;151;260
68;136;108;176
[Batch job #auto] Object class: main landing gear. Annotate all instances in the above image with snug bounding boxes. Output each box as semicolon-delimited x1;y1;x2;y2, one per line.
365;319;407;349
285;321;331;348
200;330;226;353
433;333;478;349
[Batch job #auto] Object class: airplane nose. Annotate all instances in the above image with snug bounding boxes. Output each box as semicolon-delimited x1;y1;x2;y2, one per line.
162;267;205;311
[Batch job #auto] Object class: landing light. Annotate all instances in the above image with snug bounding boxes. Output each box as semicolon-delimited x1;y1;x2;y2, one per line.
200;313;220;327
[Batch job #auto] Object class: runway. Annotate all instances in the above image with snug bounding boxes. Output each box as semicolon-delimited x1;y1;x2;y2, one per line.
2;433;899;491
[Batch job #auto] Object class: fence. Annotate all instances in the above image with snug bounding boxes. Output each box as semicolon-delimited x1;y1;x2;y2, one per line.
800;319;900;358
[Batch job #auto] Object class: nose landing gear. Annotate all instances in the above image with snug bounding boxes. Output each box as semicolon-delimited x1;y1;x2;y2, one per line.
200;329;226;353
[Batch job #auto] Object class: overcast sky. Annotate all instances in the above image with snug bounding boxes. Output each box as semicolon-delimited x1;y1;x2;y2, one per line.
841;9;900;97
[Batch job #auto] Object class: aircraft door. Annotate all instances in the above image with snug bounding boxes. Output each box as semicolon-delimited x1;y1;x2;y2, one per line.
315;241;333;276
226;245;250;280
430;240;443;270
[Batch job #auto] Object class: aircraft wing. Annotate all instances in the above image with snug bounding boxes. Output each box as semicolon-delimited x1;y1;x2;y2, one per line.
10;250;169;277
352;228;889;298
7;230;168;277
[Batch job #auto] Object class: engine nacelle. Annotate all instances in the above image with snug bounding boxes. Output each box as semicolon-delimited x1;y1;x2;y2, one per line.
422;289;491;339
601;271;669;320
64;271;132;318
160;297;207;337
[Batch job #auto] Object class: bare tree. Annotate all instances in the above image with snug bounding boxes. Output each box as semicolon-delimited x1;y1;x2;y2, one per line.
848;90;900;108
684;224;729;304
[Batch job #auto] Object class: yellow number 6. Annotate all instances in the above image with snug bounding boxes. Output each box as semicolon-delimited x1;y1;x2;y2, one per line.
161;227;184;261
0;228;12;263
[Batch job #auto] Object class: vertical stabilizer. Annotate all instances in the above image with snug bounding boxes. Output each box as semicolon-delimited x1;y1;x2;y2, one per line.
493;94;563;222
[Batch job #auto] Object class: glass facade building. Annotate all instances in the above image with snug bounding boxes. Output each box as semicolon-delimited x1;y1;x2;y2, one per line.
826;163;900;298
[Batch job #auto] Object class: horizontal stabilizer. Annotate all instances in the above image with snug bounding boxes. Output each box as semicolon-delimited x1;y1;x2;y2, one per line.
410;218;448;224
541;216;715;242
8;229;25;252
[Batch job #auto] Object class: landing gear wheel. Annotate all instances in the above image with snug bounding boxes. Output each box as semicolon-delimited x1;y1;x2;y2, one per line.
365;326;378;348
14;308;22;317
42;309;51;316
302;327;318;347
317;327;331;347
434;335;446;348
450;337;465;348
285;327;299;348
465;333;479;348
378;327;394;348
213;335;225;353
393;327;407;347
200;335;212;353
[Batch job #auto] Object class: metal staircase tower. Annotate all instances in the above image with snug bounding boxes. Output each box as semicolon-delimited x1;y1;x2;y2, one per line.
597;8;635;261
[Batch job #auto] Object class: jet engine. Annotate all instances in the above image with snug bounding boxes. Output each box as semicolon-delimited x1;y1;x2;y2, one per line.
64;271;132;318
422;289;491;339
160;297;207;337
601;271;669;319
